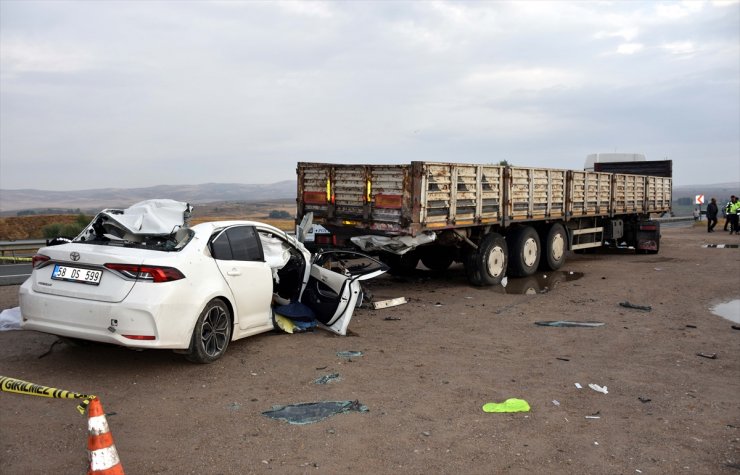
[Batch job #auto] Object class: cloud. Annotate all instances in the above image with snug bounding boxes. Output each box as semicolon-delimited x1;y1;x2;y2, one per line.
616;43;645;55
0;0;737;190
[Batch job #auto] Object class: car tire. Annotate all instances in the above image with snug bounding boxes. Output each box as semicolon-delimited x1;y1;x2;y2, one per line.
539;223;567;271
186;299;232;364
506;226;541;277
464;232;507;286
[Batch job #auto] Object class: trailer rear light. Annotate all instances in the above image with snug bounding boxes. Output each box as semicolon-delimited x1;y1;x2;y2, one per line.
104;264;185;282
315;235;333;245
32;254;51;269
374;194;403;209
639;224;657;231
122;335;156;340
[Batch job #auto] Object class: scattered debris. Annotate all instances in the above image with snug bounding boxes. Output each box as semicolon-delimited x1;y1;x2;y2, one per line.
421;431;431;437
482;398;530;413
336;351;363;358
315;366;328;370
619;301;652;311
588;384;609;394
638;397;652;403
575;383;583;389
372;297;407;309
262;400;368;425
535;321;605;327
383;316;402;321
685;324;697;329
732;326;740;331
37;339;64;359
0;307;22;331
434;302;443;307
696;352;717;359
556;357;570;361
314;373;341;385
552;400;560;406
226;402;241;412
585;416;601;419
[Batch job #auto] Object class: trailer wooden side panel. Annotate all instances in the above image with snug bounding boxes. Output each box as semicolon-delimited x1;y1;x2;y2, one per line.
612;173;647;214
298;163;332;218
645;176;672;213
417;162;504;228
568;171;612;217
507;167;567;221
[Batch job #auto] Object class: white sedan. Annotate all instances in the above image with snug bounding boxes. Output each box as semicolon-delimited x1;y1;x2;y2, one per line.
20;200;387;363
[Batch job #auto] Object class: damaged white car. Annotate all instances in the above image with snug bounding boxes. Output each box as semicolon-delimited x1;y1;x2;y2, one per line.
20;200;387;363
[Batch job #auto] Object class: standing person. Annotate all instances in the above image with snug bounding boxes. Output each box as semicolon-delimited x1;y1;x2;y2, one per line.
706;198;718;232
693;208;700;221
730;196;740;235
724;196;734;231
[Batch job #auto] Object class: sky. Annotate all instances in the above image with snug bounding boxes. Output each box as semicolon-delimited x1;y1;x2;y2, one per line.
1;0;738;191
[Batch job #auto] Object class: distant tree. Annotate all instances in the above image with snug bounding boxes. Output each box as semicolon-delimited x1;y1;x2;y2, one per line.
42;221;87;239
75;213;91;227
42;223;63;239
498;160;511;166
17;210;35;216
268;210;291;219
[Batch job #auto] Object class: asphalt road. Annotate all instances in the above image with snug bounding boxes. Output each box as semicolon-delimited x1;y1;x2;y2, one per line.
0;263;31;286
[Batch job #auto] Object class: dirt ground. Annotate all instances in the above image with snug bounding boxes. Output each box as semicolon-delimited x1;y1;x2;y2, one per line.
0;224;738;474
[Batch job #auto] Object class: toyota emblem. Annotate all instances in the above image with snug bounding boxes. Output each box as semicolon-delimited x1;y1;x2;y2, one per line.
70;252;80;262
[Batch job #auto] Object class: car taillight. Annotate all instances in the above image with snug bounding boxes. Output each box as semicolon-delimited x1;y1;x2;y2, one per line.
104;264;185;282
32;254;51;269
122;334;156;340
639;225;657;231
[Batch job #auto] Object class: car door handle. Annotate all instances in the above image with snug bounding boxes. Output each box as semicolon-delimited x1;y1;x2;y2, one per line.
227;269;241;276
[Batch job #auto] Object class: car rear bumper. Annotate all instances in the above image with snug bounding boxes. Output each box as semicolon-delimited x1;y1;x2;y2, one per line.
19;280;197;349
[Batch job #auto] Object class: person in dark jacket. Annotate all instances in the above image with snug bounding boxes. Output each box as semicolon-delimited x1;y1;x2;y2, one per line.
706;197;718;232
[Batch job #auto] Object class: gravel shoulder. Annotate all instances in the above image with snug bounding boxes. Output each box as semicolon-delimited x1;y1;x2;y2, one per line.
1;224;738;474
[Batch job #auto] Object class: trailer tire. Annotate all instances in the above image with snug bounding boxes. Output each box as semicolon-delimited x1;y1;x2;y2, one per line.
540;223;567;271
506;226;541;277
382;251;420;275
464;232;507;286
420;247;454;271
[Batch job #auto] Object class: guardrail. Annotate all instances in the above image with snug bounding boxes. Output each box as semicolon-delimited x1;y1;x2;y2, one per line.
0;239;46;262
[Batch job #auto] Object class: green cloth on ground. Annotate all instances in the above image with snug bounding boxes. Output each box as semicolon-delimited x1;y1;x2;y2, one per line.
482;398;531;413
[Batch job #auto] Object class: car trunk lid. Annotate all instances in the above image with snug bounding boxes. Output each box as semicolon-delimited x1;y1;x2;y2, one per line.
30;243;147;303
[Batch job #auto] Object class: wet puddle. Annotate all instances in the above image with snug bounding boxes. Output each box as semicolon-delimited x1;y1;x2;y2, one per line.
494;271;584;295
711;300;740;324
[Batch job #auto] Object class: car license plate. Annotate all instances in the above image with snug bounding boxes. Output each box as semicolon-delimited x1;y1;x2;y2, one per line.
51;264;102;285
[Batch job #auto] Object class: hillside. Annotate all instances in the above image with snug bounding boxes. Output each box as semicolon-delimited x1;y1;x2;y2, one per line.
0;181;296;214
0;199;297;240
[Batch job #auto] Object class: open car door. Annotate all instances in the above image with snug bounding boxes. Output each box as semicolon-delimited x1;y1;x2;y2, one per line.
300;251;388;335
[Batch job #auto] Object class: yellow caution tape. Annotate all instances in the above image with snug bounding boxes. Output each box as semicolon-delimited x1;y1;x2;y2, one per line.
0;256;32;262
0;375;96;414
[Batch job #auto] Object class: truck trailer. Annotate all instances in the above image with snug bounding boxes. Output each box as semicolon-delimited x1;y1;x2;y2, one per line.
296;161;672;286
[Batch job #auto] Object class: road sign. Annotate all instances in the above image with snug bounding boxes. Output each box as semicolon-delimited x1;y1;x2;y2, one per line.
695;194;705;205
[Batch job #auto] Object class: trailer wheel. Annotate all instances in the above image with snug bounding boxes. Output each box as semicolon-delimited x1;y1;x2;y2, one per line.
464;233;507;286
540;223;567;271
382;251;420;275
506;226;541;277
420;247;454;271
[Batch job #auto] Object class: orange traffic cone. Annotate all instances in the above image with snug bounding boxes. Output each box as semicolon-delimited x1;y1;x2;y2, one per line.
87;398;124;475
